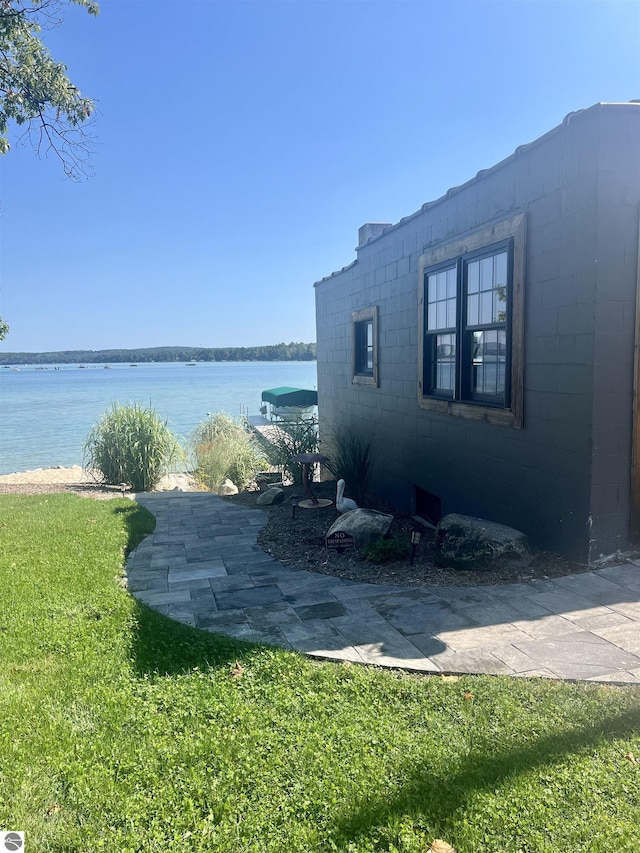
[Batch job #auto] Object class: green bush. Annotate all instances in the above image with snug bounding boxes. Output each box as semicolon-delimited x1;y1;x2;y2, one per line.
190;411;266;492
253;417;319;485
325;429;375;506
84;402;182;492
363;534;410;563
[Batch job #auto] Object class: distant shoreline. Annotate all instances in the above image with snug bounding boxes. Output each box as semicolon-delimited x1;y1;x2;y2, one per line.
0;343;317;366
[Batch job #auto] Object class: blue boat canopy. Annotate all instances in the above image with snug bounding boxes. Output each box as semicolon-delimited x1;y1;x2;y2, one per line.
261;387;318;407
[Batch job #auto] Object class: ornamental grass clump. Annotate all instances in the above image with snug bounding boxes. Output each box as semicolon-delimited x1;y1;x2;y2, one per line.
190;411;267;492
83;402;182;492
325;429;375;506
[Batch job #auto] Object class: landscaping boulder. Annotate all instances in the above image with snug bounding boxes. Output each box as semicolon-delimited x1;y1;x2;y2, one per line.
435;513;530;571
256;486;285;506
326;509;393;548
217;479;238;496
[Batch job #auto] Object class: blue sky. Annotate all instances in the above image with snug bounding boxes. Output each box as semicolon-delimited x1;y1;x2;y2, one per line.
0;0;638;353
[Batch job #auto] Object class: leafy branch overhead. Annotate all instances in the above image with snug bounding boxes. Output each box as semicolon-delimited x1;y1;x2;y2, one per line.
0;0;98;179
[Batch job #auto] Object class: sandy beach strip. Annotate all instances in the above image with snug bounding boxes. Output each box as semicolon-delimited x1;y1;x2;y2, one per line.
0;465;94;485
0;466;200;497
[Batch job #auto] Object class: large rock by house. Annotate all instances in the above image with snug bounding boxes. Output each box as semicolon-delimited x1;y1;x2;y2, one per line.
326;509;393;548
256;486;285;506
435;513;530;570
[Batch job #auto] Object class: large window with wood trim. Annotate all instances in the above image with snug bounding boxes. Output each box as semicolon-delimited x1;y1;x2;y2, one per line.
418;214;525;427
424;243;510;404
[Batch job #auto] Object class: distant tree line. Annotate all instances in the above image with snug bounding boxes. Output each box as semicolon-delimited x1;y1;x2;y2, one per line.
0;342;317;365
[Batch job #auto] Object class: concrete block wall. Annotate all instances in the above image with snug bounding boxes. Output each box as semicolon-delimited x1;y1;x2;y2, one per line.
315;104;640;562
589;107;640;559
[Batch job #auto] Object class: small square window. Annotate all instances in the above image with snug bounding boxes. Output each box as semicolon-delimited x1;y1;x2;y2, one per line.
352;306;378;387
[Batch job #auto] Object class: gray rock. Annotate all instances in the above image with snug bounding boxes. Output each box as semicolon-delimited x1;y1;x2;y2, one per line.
435;513;530;570
256;487;285;506
326;508;393;548
217;479;238;496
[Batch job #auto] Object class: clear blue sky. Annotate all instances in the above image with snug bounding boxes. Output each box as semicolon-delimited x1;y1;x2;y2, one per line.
0;0;638;353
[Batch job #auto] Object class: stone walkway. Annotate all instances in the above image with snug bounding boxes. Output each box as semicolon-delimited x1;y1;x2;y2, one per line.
126;492;640;683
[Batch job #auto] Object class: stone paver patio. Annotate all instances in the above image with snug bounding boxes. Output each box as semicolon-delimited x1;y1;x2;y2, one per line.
126;492;640;683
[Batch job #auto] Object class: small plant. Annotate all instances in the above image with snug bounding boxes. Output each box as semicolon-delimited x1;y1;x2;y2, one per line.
253;417;319;485
84;402;182;492
190;411;266;492
363;534;410;563
325;429;375;506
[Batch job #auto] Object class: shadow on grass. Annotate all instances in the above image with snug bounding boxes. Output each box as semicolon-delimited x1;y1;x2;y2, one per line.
129;599;257;677
329;703;640;847
109;500;157;556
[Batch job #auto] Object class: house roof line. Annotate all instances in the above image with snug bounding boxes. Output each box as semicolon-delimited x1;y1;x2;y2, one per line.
313;100;640;288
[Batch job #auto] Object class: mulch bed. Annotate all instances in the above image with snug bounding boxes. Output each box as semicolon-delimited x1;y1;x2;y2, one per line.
0;476;600;587
222;480;591;587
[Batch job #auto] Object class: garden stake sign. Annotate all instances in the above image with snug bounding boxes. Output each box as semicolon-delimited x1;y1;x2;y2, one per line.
326;530;355;554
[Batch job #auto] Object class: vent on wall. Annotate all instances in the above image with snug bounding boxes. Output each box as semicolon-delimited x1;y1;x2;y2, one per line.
415;486;442;526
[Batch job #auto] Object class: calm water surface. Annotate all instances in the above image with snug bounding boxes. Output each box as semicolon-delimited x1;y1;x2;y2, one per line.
0;361;317;475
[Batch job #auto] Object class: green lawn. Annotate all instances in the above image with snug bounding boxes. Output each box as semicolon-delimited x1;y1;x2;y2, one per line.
1;493;639;852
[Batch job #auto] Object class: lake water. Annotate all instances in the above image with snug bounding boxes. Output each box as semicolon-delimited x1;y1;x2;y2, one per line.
0;361;317;475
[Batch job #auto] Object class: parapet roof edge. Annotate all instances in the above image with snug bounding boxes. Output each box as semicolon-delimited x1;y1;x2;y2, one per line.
313;101;639;287
313;259;358;286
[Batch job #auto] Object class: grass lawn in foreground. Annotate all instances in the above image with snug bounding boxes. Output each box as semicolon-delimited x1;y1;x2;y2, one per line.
0;493;639;852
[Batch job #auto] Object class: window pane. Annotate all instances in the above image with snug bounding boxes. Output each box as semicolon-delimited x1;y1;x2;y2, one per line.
436;364;454;391
428;303;436;330
436;333;455;359
447;268;457;297
470;330;505;398
495;251;507;285
446;299;456;328
480;257;493;289
493;286;508;322
366;323;373;347
467;261;479;294
436;301;446;329
467;293;478;326
427;274;438;305
436;272;446;301
435;333;455;392
479;291;493;324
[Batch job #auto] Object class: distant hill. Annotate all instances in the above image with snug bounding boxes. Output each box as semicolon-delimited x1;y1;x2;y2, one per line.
0;343;317;365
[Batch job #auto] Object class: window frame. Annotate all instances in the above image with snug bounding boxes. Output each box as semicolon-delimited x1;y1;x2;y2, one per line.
418;214;525;428
352;305;379;387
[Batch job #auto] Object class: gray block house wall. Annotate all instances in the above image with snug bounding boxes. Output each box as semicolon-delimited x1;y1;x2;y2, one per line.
314;102;640;563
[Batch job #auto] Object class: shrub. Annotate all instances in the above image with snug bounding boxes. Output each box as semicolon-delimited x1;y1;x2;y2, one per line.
363;534;410;563
84;403;182;492
253;417;319;485
324;429;375;506
190;411;266;492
